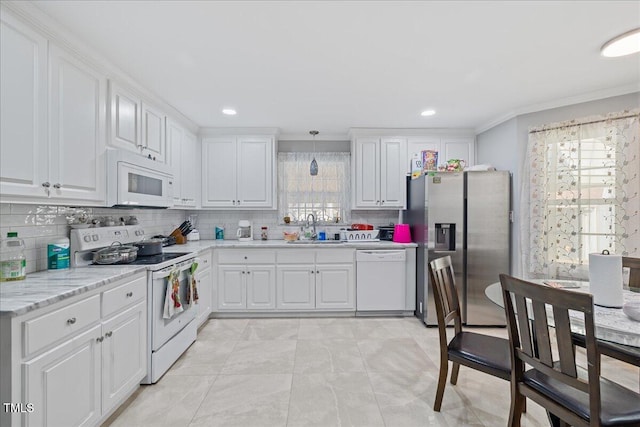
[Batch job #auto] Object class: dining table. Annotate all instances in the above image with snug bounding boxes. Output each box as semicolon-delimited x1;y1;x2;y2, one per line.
485;280;640;366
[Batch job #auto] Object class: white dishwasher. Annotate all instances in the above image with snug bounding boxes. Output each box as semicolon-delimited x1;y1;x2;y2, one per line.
356;250;406;311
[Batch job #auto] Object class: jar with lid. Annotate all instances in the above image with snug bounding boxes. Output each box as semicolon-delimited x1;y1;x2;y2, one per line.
1;232;26;282
261;226;268;240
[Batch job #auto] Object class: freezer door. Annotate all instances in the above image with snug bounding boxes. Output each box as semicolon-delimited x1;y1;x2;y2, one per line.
465;171;510;326
426;172;465;324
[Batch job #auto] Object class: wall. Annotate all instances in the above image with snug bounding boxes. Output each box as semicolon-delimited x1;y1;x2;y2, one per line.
0;203;398;273
476;91;640;277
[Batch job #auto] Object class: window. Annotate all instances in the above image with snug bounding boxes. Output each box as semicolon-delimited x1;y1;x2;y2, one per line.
524;110;639;279
278;152;350;224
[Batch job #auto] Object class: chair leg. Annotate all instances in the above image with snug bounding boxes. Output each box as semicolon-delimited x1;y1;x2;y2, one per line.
450;362;460;385
434;358;449;411
508;385;525;427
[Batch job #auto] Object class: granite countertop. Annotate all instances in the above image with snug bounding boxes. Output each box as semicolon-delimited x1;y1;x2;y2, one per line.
1;239;416;318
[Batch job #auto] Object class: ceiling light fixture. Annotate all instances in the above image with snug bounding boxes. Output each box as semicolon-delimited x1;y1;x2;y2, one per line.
421;109;436;117
601;28;640;57
309;130;319;176
222;108;237;115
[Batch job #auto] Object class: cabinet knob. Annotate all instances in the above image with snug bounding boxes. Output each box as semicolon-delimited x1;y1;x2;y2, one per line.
105;331;113;338
96;336;104;343
42;182;51;188
242;271;246;274
381;200;384;204
126;291;133;297
237;200;240;205
316;270;320;274
247;271;250;274
66;317;76;324
311;270;315;274
53;183;61;189
244;256;248;260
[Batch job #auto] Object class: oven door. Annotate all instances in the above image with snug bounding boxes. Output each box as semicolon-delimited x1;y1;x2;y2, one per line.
151;262;197;351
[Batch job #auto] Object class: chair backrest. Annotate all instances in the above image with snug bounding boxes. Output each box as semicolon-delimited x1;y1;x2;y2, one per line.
428;256;462;335
623;256;640;290
498;274;601;423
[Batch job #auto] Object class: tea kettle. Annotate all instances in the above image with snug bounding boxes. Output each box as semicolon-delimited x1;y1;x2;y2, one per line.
236;220;253;242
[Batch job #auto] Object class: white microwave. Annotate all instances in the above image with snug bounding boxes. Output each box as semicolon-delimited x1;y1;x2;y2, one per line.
107;150;174;208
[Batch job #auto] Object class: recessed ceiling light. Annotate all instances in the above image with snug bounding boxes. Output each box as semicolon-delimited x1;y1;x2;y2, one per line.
601;28;640;57
421;109;436;117
222;108;237;115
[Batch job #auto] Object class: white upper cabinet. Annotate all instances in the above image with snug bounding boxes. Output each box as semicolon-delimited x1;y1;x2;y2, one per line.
201;135;276;209
1;8;106;204
49;44;106;203
109;81;166;162
167;119;198;208
406;134;475;173
0;10;48;199
352;136;407;209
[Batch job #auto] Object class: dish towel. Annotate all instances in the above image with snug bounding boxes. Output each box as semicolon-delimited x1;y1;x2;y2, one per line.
163;269;183;319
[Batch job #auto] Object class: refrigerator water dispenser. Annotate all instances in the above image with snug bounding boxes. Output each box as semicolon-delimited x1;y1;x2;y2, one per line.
435;223;456;251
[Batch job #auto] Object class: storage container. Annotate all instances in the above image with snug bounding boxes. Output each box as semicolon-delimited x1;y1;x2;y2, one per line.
1;232;26;281
48;237;70;270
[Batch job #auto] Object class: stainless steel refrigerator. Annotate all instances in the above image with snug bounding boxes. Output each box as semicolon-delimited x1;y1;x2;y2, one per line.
407;171;511;326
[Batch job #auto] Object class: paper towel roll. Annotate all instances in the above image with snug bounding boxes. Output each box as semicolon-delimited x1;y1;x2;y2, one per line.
589;251;623;308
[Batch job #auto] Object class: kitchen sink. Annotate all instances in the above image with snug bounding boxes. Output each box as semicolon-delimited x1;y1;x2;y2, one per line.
286;240;345;244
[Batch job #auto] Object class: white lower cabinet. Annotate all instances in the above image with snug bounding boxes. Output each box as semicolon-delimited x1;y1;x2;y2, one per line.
216;250;276;310
276;248;355;311
24;324;102;427
195;251;213;326
1;272;147;427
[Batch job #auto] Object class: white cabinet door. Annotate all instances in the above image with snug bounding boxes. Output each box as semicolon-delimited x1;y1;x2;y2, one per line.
379;138;406;208
23;324;102;427
217;266;246;310
167;119;184;205
315;264;355;310
141;102;165;162
441;137;475;167
237;137;273;208
109;81;141;153
407;136;440;173
0;11;49;199
246;265;276;309
353;138;380;208
276;265;315;309
181;131;198;207
49;44;106;203
196;266;212;326
101;301;146;415
202;137;237;208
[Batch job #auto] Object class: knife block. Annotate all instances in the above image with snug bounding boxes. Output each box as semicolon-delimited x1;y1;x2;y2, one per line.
170;229;187;245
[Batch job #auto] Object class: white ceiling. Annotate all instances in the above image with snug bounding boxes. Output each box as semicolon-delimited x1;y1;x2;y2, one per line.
31;0;640;137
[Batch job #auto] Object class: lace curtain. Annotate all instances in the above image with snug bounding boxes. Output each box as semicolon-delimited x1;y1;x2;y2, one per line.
278;152;351;224
522;109;640;280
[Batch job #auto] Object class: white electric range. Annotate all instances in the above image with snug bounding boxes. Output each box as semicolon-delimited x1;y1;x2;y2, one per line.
70;226;198;384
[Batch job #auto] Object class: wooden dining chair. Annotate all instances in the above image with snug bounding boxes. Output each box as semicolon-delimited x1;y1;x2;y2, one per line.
428;256;511;412
623;256;640;290
498;274;640;427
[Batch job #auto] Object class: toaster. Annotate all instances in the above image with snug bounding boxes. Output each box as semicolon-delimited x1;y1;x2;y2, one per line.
378;226;395;241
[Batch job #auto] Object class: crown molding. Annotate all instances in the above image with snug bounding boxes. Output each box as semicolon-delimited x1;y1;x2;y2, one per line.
475;84;640;134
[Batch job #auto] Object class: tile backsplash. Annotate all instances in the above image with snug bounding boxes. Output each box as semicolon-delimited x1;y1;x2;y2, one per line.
0;203;400;273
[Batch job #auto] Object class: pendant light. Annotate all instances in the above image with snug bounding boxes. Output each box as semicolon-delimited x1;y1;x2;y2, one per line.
310;130;319;176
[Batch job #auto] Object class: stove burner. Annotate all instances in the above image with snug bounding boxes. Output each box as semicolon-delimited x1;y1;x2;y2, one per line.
92;252;191;266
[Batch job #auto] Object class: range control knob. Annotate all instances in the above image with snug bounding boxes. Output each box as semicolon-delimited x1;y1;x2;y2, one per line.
83;235;91;243
92;235;99;241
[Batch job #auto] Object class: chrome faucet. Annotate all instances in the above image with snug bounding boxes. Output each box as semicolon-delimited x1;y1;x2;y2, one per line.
306;213;317;239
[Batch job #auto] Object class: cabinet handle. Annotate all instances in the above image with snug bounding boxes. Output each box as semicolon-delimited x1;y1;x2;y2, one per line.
67;317;77;324
53;183;61;189
237;200;240;205
126;291;133;297
244;256;248;260
232;200;236;205
242;271;245;274
42;182;51;188
247;271;250;274
381;200;384;204
311;270;315;274
105;331;113;338
96;336;104;343
316;270;320;274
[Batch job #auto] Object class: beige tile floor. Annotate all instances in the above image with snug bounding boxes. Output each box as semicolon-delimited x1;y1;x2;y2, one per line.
104;317;639;427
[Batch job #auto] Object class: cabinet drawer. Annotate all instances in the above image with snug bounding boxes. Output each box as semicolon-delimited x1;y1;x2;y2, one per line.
23;294;101;357
217;250;275;264
199;251;212;269
276;250;315;264
316;249;355;264
102;275;146;318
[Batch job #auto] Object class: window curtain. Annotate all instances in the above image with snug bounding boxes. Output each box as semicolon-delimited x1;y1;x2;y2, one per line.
521;109;640;280
278;152;351;224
